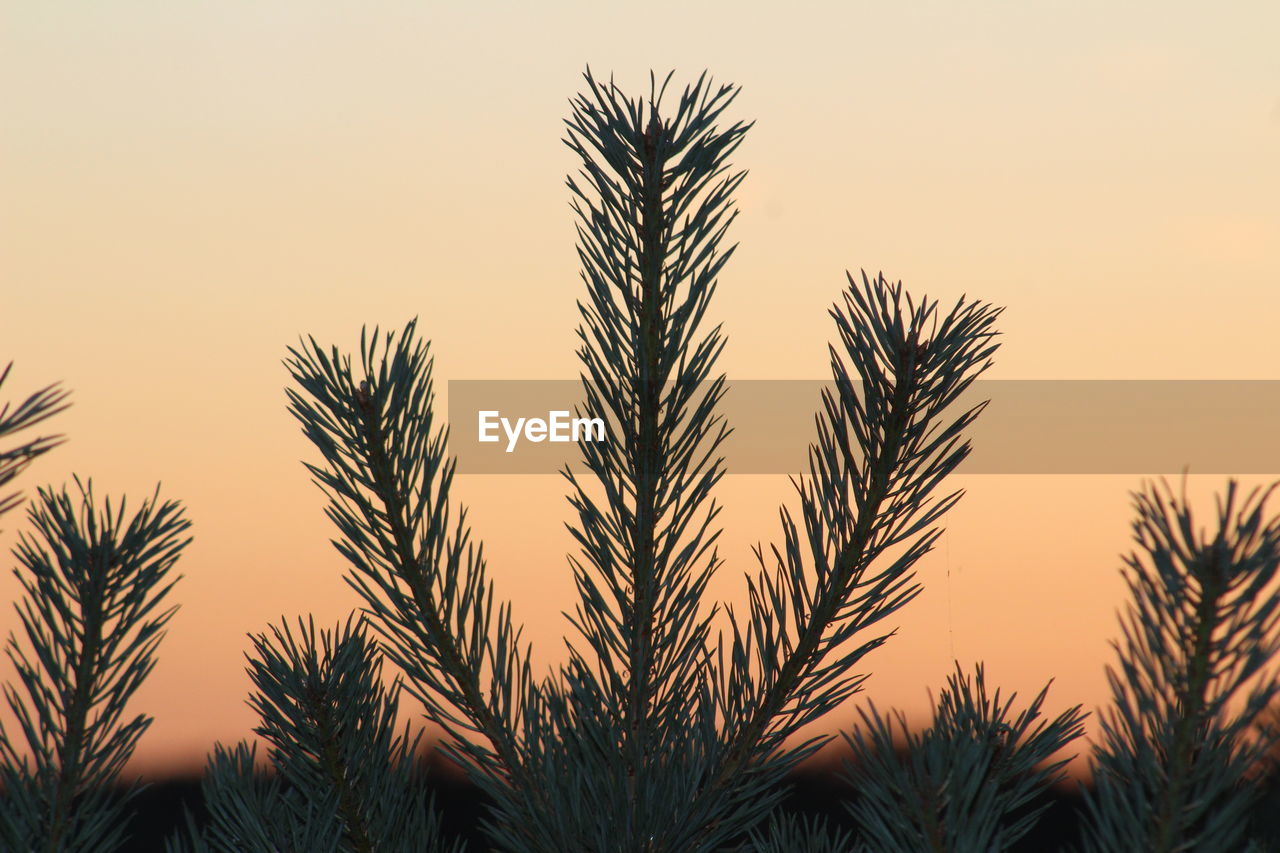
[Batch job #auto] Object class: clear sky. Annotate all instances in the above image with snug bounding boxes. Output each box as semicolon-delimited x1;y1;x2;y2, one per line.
2;1;1278;778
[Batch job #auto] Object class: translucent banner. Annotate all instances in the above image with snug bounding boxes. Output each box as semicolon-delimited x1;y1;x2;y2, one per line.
447;380;1280;475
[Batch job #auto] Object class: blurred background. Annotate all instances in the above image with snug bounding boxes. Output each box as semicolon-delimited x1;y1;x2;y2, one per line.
2;0;1278;784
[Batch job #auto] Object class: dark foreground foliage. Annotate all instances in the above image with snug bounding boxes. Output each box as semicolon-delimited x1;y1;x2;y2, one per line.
114;757;1280;853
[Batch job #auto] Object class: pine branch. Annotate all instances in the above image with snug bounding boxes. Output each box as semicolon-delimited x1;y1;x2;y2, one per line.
0;363;71;520
842;663;1085;852
1080;478;1280;853
168;618;461;852
166;742;344;853
285;322;548;848
743;812;856;853
700;273;1003;825
553;66;753;849
0;479;189;852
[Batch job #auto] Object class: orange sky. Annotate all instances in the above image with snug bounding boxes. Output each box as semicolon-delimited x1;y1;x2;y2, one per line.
2;2;1279;779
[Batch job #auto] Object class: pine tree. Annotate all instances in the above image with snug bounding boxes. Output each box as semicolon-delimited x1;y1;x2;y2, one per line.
281;67;1008;851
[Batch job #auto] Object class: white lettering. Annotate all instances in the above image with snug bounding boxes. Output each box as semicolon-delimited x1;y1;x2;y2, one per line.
574;416;605;442
502;416;526;453
478;411;500;443
478;410;607;452
549;410;570;441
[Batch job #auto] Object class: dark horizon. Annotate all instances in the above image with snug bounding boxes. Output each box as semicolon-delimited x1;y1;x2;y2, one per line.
111;741;1280;851
121;756;1088;852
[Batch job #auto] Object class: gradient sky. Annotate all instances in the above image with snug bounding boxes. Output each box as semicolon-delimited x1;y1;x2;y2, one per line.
3;1;1278;778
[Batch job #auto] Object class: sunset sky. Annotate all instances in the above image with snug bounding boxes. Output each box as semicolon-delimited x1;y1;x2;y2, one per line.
3;1;1279;779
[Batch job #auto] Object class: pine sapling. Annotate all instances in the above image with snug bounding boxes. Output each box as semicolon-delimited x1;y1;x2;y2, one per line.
1080;478;1280;853
282;68;1006;851
170;617;458;853
0;479;189;851
840;663;1086;851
